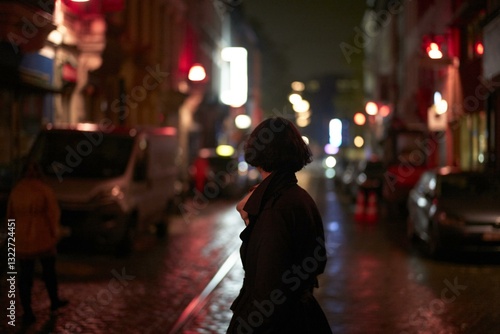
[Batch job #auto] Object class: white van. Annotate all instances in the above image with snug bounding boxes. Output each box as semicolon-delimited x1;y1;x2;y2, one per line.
28;122;180;254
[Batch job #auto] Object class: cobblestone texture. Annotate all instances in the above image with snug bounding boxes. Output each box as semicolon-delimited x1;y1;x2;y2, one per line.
2;166;500;334
0;200;243;334
181;166;500;334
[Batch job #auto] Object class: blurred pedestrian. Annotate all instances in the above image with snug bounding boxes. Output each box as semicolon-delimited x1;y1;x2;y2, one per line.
7;161;68;325
227;117;332;333
192;151;210;193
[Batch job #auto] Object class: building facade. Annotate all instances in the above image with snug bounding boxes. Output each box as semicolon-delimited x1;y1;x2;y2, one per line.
363;0;499;172
0;0;261;206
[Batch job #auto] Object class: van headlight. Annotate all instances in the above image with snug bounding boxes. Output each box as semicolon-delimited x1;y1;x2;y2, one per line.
94;186;125;204
110;185;124;199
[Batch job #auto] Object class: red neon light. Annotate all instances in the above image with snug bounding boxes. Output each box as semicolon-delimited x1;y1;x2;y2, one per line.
475;41;484;56
63;0;123;14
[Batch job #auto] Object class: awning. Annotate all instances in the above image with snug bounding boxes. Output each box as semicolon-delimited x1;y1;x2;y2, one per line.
0;68;61;94
0;79;61;95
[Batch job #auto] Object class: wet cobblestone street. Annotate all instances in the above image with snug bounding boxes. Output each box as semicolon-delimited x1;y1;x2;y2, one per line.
2;166;500;333
1;199;243;334
181;166;500;334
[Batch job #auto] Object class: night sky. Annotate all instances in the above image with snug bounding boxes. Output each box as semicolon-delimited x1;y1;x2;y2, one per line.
243;0;367;81
241;1;367;149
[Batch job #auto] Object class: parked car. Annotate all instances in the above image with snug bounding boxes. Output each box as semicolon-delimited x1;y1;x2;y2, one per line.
407;167;500;257
28;124;181;255
356;157;385;195
347;158;385;200
189;147;260;199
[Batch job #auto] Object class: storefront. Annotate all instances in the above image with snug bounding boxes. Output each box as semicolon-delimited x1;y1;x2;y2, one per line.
483;11;500;171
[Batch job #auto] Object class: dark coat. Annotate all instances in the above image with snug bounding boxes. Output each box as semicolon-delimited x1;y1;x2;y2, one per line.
227;170;332;334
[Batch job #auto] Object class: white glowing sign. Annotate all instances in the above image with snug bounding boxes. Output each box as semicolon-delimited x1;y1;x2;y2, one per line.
220;47;248;107
329;118;342;148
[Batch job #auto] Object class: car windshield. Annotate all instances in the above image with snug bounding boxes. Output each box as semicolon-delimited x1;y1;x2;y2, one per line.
31;131;134;179
439;173;500;198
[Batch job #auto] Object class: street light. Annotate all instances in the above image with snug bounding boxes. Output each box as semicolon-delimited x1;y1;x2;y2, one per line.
365;101;378;116
353;112;366;126
291;81;305;92
188;63;206;82
427;42;443;59
293;99;310;113
288;93;302;105
434;92;448;115
235;114;251;129
354;136;364;148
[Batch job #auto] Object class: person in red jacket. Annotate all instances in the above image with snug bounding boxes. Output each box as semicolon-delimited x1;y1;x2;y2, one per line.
227;117;332;333
7;161;68;325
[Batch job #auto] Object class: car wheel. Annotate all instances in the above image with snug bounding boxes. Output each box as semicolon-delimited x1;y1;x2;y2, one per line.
406;215;421;254
406;216;417;241
115;213;137;257
423;221;442;258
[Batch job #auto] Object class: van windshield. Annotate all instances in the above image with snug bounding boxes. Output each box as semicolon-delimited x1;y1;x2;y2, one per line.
32;130;135;179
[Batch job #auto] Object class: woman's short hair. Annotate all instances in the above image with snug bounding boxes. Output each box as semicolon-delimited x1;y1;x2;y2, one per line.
244;117;312;172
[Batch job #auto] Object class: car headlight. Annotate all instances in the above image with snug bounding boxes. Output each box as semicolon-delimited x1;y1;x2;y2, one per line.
357;173;367;184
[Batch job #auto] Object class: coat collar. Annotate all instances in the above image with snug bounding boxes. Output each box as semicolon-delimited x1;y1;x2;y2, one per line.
243;169;297;217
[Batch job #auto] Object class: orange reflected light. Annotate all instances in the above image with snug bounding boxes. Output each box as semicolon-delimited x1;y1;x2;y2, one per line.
379;105;391;117
76;123;99;131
